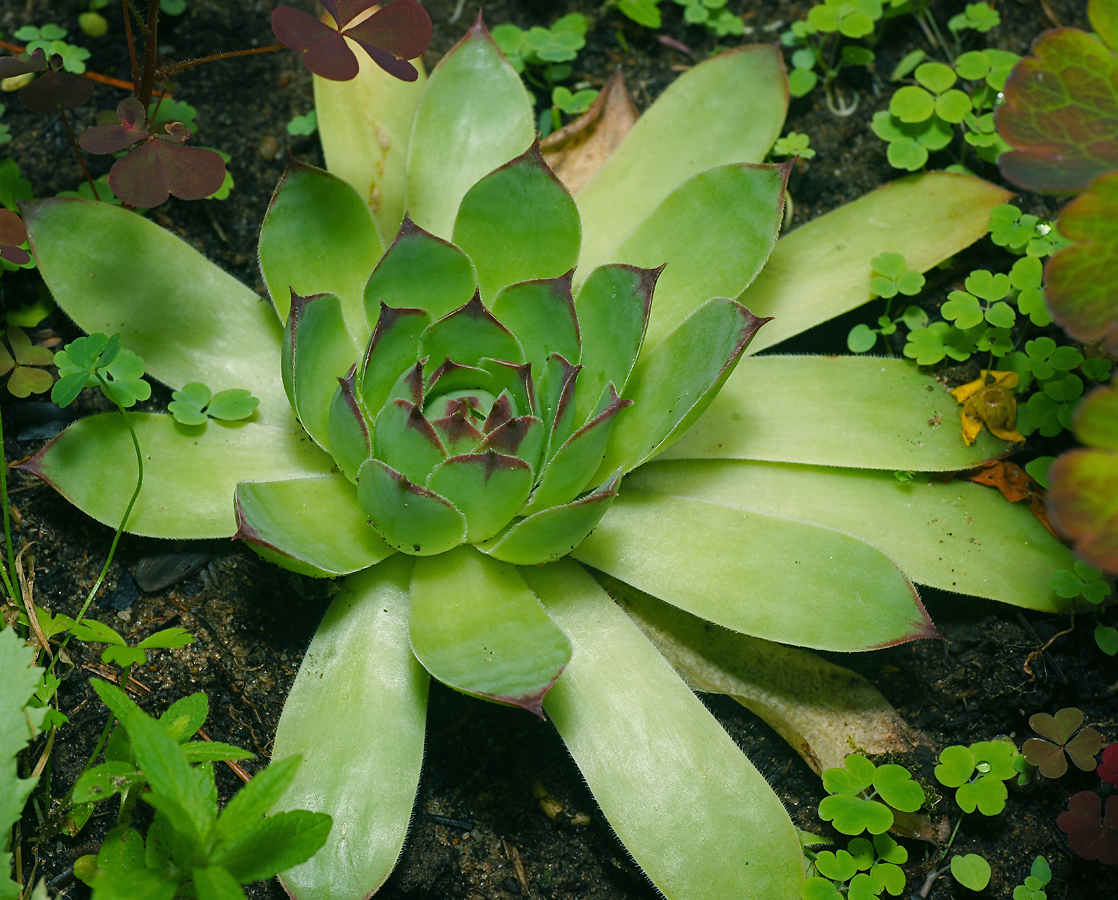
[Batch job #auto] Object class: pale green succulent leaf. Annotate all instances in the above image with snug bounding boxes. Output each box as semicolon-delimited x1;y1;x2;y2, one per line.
356;459;466;555
477;359;535;418
327;368;373;482
359;306;432;415
22;198;290;427
453;142;581;300
234;476;392;577
407;19;535;239
282;292;360;451
574;492;936;651
479;469;621;565
260;159;382;341
576;44;788;278
313;55;426;242
741;173;1013;354
426;451;533;542
631;460;1078;613
419;293;525;369
523;385;628;514
597;300;768;479
524;560;805;900
663;356;1007;470
572;264;657;425
272;559;428;900
609;163;790;354
362;218;477;326
372;400;448;485
408;546;571;715
489;274;579;376
17;414;333;539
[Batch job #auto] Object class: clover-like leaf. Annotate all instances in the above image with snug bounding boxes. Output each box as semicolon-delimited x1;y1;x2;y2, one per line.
51;332;120;407
1098;744;1118;785
950;854;991;890
1024;707;1104;778
942;291;984;328
170;382;259;425
1045;170;1118;353
934;744;975;788
0;49;94;114
997;24;1118;192
272;0;432;83
872;764;924;812
814;849;857;882
1057;791;1118;863
0;326;54;397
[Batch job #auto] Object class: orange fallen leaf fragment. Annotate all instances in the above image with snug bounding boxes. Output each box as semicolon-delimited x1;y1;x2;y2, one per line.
950;370;1025;446
959;460;1060;539
540;69;639;195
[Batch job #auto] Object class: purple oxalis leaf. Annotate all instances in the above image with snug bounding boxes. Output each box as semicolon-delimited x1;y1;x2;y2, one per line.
1057;791;1118;864
0;209;30;266
272;0;432;83
4;51;94;114
109;140;226;208
79;97;149;154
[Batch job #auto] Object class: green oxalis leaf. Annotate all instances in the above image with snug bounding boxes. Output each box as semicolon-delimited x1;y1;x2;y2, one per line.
52;332;151;409
951;853;991;891
169;382;260;425
817;754;923;835
997;0;1118;192
934;740;1021;815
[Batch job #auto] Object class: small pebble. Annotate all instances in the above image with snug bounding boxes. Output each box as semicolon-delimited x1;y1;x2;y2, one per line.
258;136;281;160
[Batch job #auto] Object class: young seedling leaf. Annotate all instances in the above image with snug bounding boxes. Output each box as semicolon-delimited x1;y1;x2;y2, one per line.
951;854;991;891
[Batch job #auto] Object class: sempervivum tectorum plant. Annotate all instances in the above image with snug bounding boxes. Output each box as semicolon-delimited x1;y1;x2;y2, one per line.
21;16;1076;900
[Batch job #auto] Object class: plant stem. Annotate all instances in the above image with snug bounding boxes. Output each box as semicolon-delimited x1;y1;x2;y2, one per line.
54;376;143;669
157;43;287;80
57;109;101;202
136;0;161;109
121;0;141;94
0;402;17;601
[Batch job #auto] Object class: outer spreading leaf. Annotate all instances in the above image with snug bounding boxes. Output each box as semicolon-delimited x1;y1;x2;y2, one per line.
996;27;1118;192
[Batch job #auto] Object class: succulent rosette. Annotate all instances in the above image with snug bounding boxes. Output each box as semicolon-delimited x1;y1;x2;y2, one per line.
22;19;1075;900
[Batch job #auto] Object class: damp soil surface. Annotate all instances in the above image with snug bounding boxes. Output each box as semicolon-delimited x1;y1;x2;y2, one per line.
3;1;1116;899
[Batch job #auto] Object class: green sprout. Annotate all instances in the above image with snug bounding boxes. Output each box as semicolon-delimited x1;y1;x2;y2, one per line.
934;740;1021;815
551;85;598;117
287;110;319;137
0;327;54;397
168;382;260;425
771;131;816;159
987;204;1069;258
614;0;662;28
818;754;924;835
20;18;1077;900
52;332;151;409
1014;856;1052;900
63;618;194;670
671;0;745;36
947;2;1000;34
1048;564;1116;655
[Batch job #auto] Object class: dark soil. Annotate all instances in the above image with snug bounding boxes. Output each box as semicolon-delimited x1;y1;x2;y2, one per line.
3;1;1116;899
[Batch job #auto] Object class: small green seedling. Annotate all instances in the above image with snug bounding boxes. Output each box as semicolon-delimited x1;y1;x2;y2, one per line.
847;253;926;354
948;2;1000;34
802;833;908;900
1049;560;1113;607
1013;856;1052;900
987;204;1070;258
551;85;599;118
288;110;318;137
72;680;331;900
614;0;662;28
818;753;924;835
771;131;816;160
492;14;588;73
1024;707;1104;779
168;382;260;426
950;853;991;891
64;618;194;670
671;0;745;37
934;740;1021;815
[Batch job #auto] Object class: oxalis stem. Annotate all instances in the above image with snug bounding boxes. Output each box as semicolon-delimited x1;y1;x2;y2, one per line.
53;374;144;671
0;403;18;601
